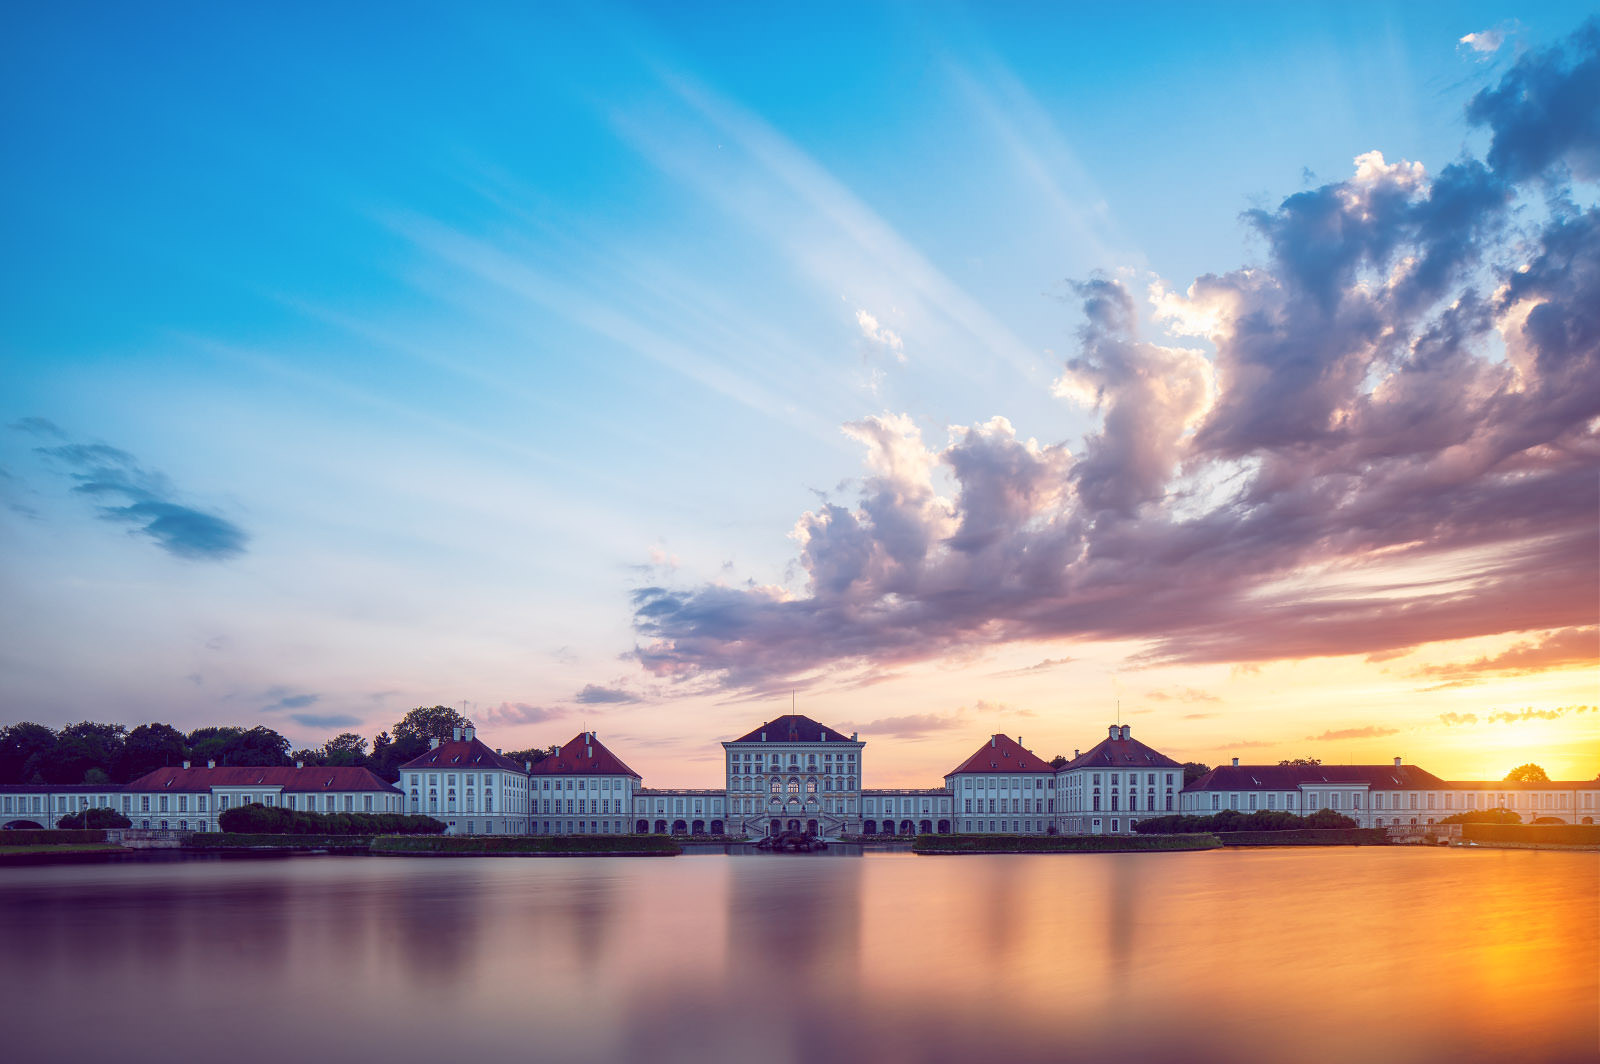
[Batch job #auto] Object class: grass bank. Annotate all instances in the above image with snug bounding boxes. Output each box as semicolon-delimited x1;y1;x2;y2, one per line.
913;833;1221;854
185;833;375;852
1215;828;1389;846
1462;824;1599;848
0;829;108;846
372;835;681;856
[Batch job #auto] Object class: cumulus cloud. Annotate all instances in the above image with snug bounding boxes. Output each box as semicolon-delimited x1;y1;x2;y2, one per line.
575;684;642;704
1412;626;1596;687
24;424;249;561
1459;30;1505;57
1305;726;1400;741
630;20;1600;691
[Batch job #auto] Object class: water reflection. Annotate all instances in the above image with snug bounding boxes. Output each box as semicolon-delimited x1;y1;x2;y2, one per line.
0;849;1594;1063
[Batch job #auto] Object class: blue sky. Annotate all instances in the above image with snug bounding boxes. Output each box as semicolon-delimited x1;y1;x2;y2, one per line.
3;2;1597;784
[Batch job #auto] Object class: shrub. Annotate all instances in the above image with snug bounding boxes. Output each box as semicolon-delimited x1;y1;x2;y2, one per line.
1438;808;1521;825
1462;823;1599;846
55;807;132;829
1216;829;1388;846
0;829;107;846
218;803;445;835
1135;808;1357;834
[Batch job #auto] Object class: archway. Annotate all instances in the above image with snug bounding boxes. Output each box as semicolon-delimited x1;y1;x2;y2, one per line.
635;819;649;834
919;819;932;834
1584;817;1594;825
769;819;781;836
691;819;706;835
671;819;688;835
863;819;877;835
786;819;801;833
654;819;668;834
900;819;914;835
3;820;44;830
710;819;724;835
806;819;818;836
937;819;950;834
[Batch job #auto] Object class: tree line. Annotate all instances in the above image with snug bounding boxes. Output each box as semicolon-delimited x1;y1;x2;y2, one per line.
0;705;555;786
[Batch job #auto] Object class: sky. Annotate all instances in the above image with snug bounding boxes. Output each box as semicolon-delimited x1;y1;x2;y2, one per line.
2;1;1597;787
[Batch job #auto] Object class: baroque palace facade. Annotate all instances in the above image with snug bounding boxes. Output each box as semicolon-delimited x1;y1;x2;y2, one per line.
3;714;1597;835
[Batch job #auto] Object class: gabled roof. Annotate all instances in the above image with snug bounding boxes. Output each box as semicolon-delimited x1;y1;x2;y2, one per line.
1185;764;1452;792
527;732;640;778
1062;729;1182;772
727;715;856;744
126;765;401;794
398;735;528;775
945;734;1054;776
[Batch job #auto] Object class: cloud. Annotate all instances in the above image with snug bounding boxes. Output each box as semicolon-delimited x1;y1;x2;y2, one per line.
575;684;642;704
262;691;319;712
26;426;249;560
855;309;907;363
1147;687;1220;703
477;702;567;726
629;20;1600;691
290;713;363;730
1305;726;1400;741
999;656;1075;675
838;712;965;739
1412;626;1596;687
1182;712;1218;720
1442;704;1594;726
1459;30;1505;57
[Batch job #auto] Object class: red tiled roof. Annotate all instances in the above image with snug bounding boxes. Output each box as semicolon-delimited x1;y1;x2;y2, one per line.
398;735;529;774
945;734;1055;776
126;765;401;793
1063;731;1182;771
728;715;856;744
527;732;640;778
1185;764;1452;791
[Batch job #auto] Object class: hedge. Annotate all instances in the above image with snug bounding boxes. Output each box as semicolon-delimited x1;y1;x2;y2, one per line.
371;835;681;856
1462;823;1600;846
0;829;108;846
218;803;445;836
1216;829;1388;846
1135;809;1358;834
912;833;1221;854
186;833;376;850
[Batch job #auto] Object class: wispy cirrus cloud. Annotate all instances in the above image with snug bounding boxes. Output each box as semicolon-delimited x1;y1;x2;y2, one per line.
630;22;1600;691
478;702;567;726
1147;688;1220;704
575;684;642;705
18;419;249;561
1440;704;1595;727
291;712;363;730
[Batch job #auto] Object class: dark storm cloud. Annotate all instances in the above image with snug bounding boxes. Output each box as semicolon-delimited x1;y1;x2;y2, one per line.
25;426;249;561
629;20;1600;691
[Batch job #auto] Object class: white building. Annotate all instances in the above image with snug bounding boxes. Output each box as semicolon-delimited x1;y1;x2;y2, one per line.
632;789;726;835
526;731;640;836
1443;779;1598;825
1056;725;1185;835
398;725;532;834
861;789;953;835
944;734;1056;834
124;761;403;831
722;715;863;837
0;784;124;830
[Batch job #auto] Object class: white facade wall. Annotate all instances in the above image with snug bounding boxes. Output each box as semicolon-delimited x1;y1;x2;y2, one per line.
530;774;636;835
722;737;863;837
1058;765;1182;835
861;790;953;835
946;772;1056;834
405;766;530;834
629;790;725;835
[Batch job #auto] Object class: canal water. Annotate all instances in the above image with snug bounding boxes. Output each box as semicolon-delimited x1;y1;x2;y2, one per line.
1;848;1593;1063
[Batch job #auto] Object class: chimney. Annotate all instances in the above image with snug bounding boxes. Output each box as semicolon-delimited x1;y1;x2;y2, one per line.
1394;757;1402;767
452;726;462;742
525;760;532;772
1109;725;1119;740
990;736;996;748
1074;749;1080;759
851;732;858;741
182;760;191;769
430;737;441;750
207;759;216;769
295;760;304;769
1232;757;1239;767
464;726;475;742
496;748;502;755
761;732;766;741
1121;725;1131;740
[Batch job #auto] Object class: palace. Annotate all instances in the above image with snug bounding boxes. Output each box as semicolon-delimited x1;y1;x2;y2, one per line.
3;714;1596;834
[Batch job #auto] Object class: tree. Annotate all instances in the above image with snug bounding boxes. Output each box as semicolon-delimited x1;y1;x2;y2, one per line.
1439;808;1521;825
1049;754;1068;769
27;722;126;784
324;732;368;767
224;726;292;766
393;706;471;745
504;745;557;770
117;723;189;782
1279;757;1321;767
187;726;244;766
0;723;58;784
290;747;324;767
1182;762;1211;786
57;806;131;829
1504;763;1549;782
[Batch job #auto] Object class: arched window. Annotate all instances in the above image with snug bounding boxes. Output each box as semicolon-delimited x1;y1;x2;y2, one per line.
807;778;818;795
787;778;800;797
770;778;780;795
